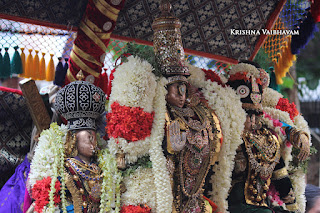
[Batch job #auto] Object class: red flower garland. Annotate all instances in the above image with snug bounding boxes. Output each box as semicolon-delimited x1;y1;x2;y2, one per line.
32;177;61;213
275;98;299;121
202;68;224;85
106;102;155;142
120;204;151;213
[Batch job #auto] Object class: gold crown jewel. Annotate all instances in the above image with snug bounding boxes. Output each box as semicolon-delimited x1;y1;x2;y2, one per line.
152;0;189;77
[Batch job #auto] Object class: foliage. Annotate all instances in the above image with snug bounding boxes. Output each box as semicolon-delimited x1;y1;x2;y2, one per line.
121;155;152;177
290;145;318;173
120;42;161;76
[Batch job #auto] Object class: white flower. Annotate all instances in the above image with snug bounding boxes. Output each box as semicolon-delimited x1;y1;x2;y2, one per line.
109;56;157;113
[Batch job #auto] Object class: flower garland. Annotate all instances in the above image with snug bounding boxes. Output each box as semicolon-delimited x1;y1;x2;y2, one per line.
188;64;246;212
120;204;151;213
29;123;68;213
107;55;172;212
108;56;157;113
99;148;122;213
262;87;283;108
107;102;155;142
32;177;61;213
148;77;173;212
228;63;260;77
107;56;158;163
121;167;157;210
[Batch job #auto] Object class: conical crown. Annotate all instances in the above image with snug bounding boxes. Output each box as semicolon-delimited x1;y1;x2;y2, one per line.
152;0;189;77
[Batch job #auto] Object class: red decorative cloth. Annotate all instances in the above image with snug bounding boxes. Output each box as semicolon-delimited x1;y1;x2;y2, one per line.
64;0;125;87
106;102;154;142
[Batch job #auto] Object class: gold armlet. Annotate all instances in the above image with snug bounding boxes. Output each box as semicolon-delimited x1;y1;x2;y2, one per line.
272;167;288;180
286;203;299;211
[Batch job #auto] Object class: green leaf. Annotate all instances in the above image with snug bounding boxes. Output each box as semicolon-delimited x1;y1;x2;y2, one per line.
281;77;295;89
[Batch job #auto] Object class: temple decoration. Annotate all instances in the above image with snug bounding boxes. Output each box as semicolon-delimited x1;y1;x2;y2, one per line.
65;0;125;89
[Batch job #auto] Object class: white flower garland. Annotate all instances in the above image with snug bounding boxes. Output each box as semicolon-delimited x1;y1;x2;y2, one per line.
99;148;122;213
29;123;68;187
188;65;246;212
108;137;151;164
228;63;260;77
262;88;283;108
148;77;173;213
121;167;157;210
109;56;157;113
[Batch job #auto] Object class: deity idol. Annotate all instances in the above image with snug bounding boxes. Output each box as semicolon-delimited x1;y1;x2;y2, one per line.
27;72;108;213
164;76;222;212
226;61;310;213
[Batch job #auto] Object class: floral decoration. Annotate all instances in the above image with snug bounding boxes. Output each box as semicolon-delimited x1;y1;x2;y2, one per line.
201;68;224;85
29;123;68;213
121;167;157;211
106;102;155;142
107;55;172;212
266;184;285;208
276;98;299;121
108;56;157;113
120;204;151;213
228;63;260;77
32;177;61;213
99;148;122;213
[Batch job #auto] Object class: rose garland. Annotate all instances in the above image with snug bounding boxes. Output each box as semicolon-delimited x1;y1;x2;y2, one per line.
188;64;246;212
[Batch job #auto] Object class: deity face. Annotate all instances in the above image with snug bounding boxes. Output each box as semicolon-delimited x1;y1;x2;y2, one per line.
76;129;97;163
166;82;187;108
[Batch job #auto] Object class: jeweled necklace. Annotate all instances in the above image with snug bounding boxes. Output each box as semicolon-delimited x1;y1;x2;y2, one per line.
67;158;102;181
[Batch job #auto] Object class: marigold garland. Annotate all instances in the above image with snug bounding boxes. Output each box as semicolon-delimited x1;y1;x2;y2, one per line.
107;102;155;142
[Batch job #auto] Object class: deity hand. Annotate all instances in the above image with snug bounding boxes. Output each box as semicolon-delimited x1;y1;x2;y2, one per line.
290;129;310;161
167;120;186;152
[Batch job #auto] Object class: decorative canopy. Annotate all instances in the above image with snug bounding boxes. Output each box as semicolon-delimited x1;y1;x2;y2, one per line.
0;0;286;64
